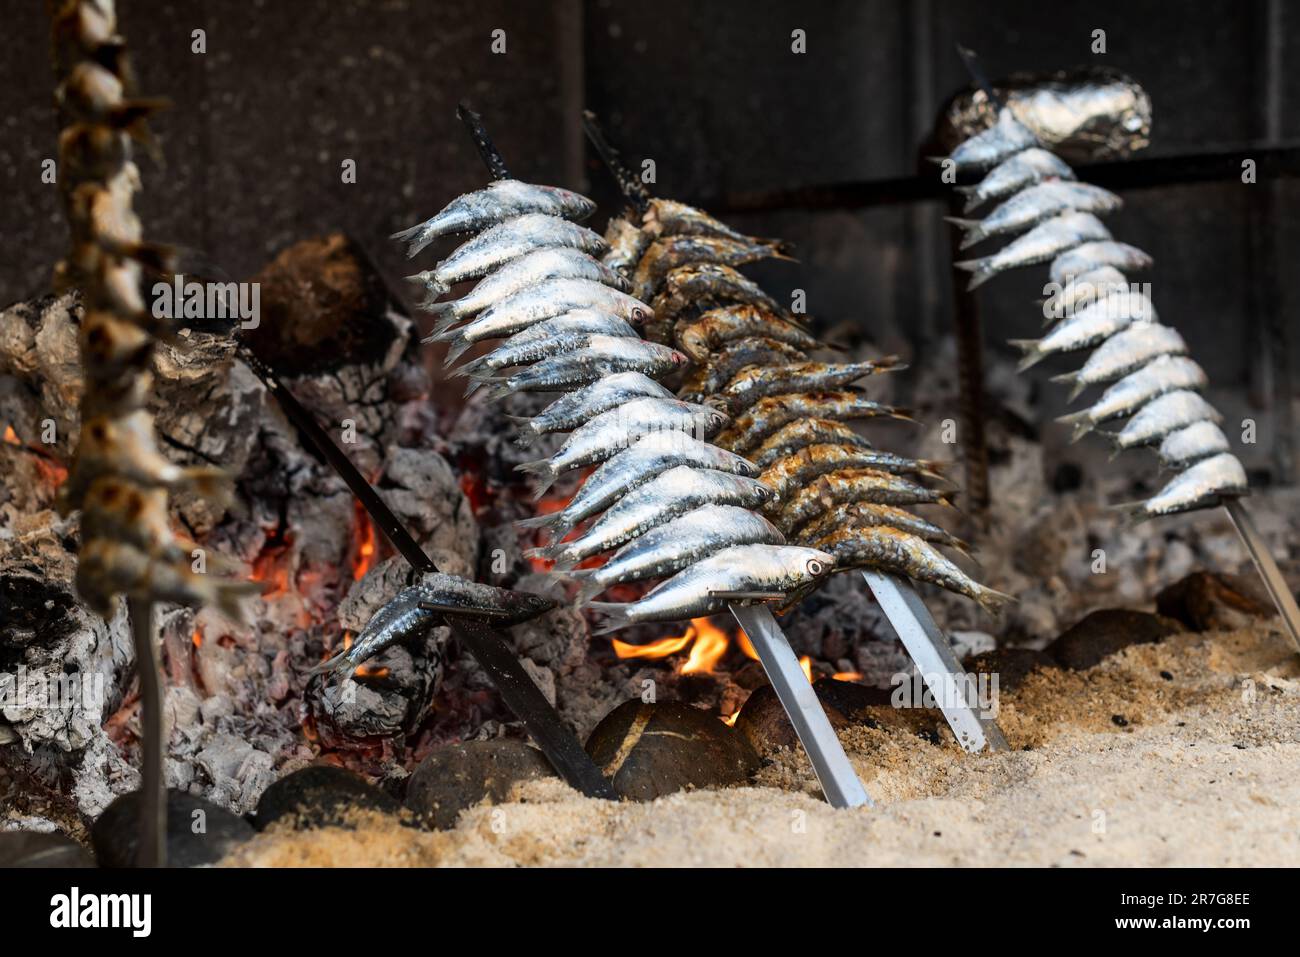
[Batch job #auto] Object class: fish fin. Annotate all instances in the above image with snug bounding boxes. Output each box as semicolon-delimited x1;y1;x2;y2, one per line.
953;257;995;291
1049;371;1087;401
428;312;464;340
973;584;1017;618
515;511;564;532
1008;339;1045;372
568;573;604;606
889;406;918;424
917;460;950;482
305;648;354;679
1056;409;1095;443
449;355;485;379
586;602;633;635
421;298;458;317
516;458;560;497
482;382;514;403
943;215;979;231
390;223;439;259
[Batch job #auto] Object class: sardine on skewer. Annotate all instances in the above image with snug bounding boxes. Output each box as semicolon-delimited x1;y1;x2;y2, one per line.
564;504;787;604
715;357;903;415
677;337;811;404
586;544;834;633
777;468;952;533
955;211;1112;290
715;392;914;456
1106;389;1222;451
1057;356;1208;440
308;575;557;678
1010;289;1157;371
631;235;796;303
651;263;791;323
511;371;673;441
476;337;688;400
644;197;783;246
1042;265;1131;324
940;107;1039;173
677;304;820;361
1157;420;1232;470
749;418;874;469
1049;322;1188;400
947;181;1121;250
1049;240;1153;286
1124;452;1247;520
391;180;596;257
955;146;1077;213
760;444;947;502
796;501;973;559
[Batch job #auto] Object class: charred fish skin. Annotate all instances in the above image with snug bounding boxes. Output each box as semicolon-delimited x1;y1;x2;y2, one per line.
955;211;1112;290
565;503;786;604
1128;452;1248;520
1010;289;1157;371
716;358;903;416
949;181;1122;250
716;392;914;456
646;197;781;245
760;443;946;502
809;526;1012;616
602;215;655;276
480;337;688;400
677;304;820;361
514;371;673;440
538;466;775;568
778;468;951;534
1050;323;1188;400
631;234;795;302
586;543;834;633
1109;389;1223;451
1058;356;1208;440
391;180;597;257
517;396;728;489
652;263;789;322
677;336;812;405
750;418;876;469
956;147;1077;213
1157;420;1232;470
795;501;972;558
516;431;759;538
417;246;630;319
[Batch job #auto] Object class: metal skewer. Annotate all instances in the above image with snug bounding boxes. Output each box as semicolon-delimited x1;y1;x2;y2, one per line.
127;597;166;866
1224;497;1300;656
238;346;617;800
862;571;1009;752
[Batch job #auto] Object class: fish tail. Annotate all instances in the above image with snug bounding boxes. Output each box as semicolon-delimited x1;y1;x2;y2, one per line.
515;511;564;532
889;406;918;424
1056;409;1095;443
564;571;604;606
390;223;437;259
449;355;484;379
436;338;474;371
422;298;458;318
872;354;907;374
943;216;983;248
305;648;355;679
917;459;950;482
768;240;799;261
429;313;463;340
586;602;634;635
953;256;995;291
1008;339;1045;372
972;583;1017;618
482;382;514;403
516;458;560;497
1049;371;1087;401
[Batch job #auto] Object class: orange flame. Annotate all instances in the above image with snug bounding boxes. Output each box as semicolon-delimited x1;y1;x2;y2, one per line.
833;671;863;682
799;655;813;683
612;617;738;675
351;503;376;581
191;628;203;649
2;425;19;446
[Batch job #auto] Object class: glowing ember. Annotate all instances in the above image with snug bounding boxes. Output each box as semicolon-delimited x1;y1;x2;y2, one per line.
721;711;739;727
191;628;203;649
2;425;19;445
351;502;376;580
250;533;293;597
833;671;863;682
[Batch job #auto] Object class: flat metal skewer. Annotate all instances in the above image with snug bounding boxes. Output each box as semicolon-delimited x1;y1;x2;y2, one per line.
729;603;872;808
862;571;1009;753
1224;497;1300;656
127;596;166;867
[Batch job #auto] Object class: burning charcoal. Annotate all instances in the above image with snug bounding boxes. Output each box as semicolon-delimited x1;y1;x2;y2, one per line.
253;765;402;831
584;700;759;800
734;683;851;757
1155;572;1276;633
1046;609;1182;670
92;790;254;868
405;739;557;829
963;648;1055;693
0;831;94;868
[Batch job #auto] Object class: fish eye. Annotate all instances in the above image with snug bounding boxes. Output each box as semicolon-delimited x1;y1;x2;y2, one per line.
805;559;825;577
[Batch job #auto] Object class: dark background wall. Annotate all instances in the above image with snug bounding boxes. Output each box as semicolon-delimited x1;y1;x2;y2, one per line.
3;0;1296;403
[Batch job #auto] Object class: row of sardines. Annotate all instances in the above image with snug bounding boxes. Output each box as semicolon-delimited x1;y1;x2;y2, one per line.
593;196;1012;615
393;181;839;632
941;109;1248;518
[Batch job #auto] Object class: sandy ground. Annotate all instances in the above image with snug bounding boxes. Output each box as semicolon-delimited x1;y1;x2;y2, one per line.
222;622;1300;867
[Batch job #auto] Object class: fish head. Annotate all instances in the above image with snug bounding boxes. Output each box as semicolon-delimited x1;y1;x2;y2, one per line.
780;546;836;584
629;304;653;326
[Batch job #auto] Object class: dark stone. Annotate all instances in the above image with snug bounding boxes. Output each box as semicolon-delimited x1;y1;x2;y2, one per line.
254;764;401;831
92;790;254;868
585;700;760;801
734;683;851;756
1112;714;1130;727
0;831;94;868
1155;572;1275;632
964;648;1056;693
1046;609;1183;670
405;740;557;830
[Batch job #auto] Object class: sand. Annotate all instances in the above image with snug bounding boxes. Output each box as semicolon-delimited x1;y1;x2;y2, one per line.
222;622;1300;867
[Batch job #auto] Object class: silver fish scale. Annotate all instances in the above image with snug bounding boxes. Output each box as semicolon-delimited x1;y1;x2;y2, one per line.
943;125;1242;517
